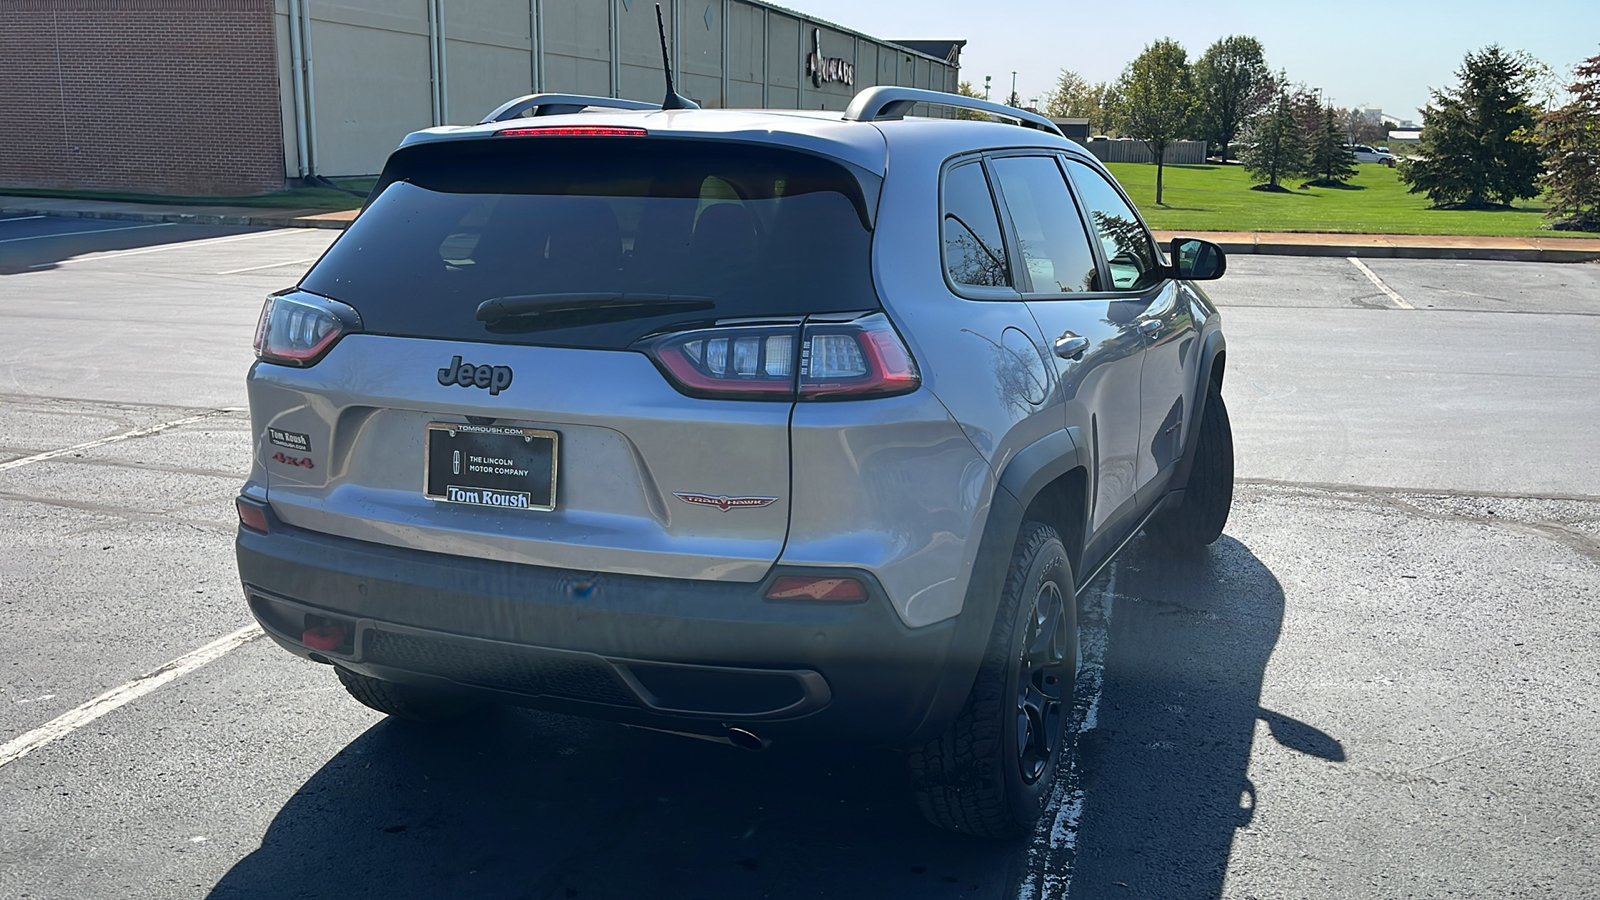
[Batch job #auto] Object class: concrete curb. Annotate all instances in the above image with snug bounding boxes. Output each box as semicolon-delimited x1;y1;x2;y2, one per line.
0;203;353;230
1153;231;1600;264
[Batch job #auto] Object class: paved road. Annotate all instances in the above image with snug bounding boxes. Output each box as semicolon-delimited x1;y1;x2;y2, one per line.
1;217;1596;899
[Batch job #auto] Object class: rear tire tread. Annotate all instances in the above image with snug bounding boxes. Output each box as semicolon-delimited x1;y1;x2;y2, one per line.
907;521;1067;839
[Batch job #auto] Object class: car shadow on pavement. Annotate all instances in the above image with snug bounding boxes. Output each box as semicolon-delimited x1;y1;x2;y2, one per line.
205;704;1018;899
1065;535;1343;899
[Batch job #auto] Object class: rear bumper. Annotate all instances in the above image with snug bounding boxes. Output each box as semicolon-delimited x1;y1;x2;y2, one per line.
235;513;977;746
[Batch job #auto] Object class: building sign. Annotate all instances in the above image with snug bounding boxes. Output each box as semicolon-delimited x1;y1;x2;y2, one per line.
806;28;854;88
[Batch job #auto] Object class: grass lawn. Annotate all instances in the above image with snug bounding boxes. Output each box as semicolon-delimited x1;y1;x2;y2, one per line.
1106;162;1600;239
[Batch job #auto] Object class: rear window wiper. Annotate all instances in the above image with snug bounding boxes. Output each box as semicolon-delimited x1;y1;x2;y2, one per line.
475;293;714;323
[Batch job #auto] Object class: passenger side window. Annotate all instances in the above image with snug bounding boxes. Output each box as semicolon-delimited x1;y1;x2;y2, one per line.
942;161;1011;288
988;156;1100;294
1065;160;1162;291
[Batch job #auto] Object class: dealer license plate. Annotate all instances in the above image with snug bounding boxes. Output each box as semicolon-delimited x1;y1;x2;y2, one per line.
424;423;558;512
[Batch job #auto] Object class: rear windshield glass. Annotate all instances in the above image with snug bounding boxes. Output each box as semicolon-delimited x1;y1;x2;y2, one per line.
300;138;878;349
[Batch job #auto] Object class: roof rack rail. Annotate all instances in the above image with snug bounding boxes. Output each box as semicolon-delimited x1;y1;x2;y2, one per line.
842;87;1065;138
480;94;660;124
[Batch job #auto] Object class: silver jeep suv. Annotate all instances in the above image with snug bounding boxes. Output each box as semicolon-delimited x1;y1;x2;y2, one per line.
236;86;1232;838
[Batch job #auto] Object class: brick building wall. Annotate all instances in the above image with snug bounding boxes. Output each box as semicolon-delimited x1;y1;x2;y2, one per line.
0;0;284;196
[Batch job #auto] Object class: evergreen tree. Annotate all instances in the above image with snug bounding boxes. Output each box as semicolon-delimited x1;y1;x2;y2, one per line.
1241;89;1306;191
1538;51;1600;231
1402;45;1543;207
1305;105;1358;186
1114;38;1199;205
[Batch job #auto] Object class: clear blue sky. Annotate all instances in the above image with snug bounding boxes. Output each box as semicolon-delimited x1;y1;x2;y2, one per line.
797;0;1600;120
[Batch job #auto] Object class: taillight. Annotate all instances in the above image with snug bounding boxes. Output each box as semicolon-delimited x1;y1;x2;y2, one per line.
253;291;361;367
639;313;919;401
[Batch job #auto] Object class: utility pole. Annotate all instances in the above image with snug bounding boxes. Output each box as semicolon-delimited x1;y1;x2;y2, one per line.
1009;71;1018;106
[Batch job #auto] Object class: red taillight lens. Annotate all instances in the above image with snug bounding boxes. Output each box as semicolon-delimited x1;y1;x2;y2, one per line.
495;126;648;137
766;575;869;603
640;313;919;401
236;496;270;534
253;291;361;367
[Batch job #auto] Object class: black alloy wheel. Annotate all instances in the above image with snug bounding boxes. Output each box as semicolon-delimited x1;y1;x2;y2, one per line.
1016;577;1070;784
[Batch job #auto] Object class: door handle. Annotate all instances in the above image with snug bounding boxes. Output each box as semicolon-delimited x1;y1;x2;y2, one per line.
1136;318;1163;337
1054;332;1090;360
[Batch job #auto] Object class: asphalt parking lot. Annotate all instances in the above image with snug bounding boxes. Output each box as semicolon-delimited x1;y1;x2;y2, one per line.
1;215;1597;899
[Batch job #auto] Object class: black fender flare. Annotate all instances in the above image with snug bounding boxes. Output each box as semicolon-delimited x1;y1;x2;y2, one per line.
1169;328;1227;493
904;428;1088;745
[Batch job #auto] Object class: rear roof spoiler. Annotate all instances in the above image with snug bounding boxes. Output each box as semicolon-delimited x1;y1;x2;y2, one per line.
842;87;1065;138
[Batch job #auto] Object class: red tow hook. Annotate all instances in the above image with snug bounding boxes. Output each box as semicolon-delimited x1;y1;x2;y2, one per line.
302;617;348;652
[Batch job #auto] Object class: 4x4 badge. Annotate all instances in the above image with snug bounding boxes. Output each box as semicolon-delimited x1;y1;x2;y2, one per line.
673;492;777;512
438;356;514;396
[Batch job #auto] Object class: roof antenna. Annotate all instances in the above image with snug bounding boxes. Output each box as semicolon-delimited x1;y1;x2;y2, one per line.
655;3;698;111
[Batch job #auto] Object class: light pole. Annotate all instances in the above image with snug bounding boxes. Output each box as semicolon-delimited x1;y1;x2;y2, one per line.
1010;71;1018;106
983;75;991;101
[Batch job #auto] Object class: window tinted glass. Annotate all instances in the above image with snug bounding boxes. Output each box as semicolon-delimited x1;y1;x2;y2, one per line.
1065;160;1162;291
989;156;1100;294
299;139;876;349
942;161;1010;288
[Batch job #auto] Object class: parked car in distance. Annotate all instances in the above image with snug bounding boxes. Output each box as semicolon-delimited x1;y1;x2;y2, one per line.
1348;144;1397;166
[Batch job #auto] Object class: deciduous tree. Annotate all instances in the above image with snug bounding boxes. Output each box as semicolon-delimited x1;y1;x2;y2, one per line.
1538;51;1600;231
1044;69;1113;134
1402;45;1543;207
1192;36;1274;162
1114;38;1199;205
1241;89;1306;191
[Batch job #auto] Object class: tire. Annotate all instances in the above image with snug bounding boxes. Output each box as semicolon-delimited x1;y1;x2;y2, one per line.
908;522;1076;838
1147;382;1234;550
335;667;483;722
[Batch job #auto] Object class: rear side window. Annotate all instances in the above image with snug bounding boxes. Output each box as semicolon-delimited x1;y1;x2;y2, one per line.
1064;159;1162;292
988;156;1101;294
300;138;877;349
941;161;1010;288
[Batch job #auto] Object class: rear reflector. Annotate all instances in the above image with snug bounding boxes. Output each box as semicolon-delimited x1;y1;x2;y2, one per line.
765;575;869;603
236;496;270;534
495;126;648;137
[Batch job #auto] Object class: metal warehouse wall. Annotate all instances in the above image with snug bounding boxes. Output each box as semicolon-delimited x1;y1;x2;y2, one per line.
0;0;284;196
277;0;959;178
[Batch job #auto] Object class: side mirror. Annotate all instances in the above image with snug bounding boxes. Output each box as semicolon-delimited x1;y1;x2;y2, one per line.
1169;237;1226;281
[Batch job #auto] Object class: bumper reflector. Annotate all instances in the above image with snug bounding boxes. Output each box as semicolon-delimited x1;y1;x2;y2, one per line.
236;496;270;534
765;575;868;603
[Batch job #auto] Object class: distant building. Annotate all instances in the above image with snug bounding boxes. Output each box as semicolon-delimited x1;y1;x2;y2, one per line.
1050;117;1091;146
0;0;962;196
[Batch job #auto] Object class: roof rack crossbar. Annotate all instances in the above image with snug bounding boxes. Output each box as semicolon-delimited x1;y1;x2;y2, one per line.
481;93;660;124
842;87;1065;138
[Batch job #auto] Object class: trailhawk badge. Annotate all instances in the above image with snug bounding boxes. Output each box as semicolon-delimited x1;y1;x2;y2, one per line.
673;492;778;512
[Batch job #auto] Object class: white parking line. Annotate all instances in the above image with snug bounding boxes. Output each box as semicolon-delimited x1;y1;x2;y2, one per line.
0;408;243;472
1017;561;1118;900
218;256;321;275
27;228;302;268
0;215;49;222
0;624;264;769
0;221;174;244
1348;257;1416;309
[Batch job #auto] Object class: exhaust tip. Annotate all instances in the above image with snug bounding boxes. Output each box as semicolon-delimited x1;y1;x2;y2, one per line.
726;727;766;752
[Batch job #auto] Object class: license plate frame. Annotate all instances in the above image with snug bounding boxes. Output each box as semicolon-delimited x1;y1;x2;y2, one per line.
423;422;559;512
